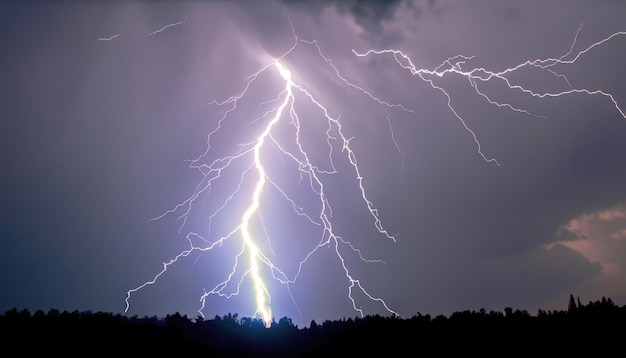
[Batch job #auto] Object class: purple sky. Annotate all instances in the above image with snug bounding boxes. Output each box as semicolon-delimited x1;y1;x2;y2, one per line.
2;0;626;326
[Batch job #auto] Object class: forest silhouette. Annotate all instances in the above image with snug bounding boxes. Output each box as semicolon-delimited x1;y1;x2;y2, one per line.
2;295;624;356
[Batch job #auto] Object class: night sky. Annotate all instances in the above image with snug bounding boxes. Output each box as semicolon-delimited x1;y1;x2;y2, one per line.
2;0;626;327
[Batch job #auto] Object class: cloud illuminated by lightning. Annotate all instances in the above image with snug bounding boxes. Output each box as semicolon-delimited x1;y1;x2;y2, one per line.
123;18;625;327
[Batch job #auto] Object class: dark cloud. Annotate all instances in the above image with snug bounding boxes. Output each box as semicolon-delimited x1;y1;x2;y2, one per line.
281;0;438;34
282;0;402;29
498;6;522;21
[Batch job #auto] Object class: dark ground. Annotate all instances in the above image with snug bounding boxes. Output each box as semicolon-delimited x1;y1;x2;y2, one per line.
2;295;624;357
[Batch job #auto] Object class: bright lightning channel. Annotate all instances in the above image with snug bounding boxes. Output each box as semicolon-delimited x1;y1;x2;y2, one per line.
235;61;293;327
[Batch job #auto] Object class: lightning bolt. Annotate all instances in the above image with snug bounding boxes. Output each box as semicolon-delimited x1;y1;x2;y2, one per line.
96;16;187;42
225;61;293;327
145;16;188;38
125;25;406;327
353;22;626;167
124;18;625;327
97;33;121;41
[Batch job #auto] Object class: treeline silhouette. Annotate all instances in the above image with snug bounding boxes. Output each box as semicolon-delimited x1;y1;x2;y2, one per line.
2;295;624;357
